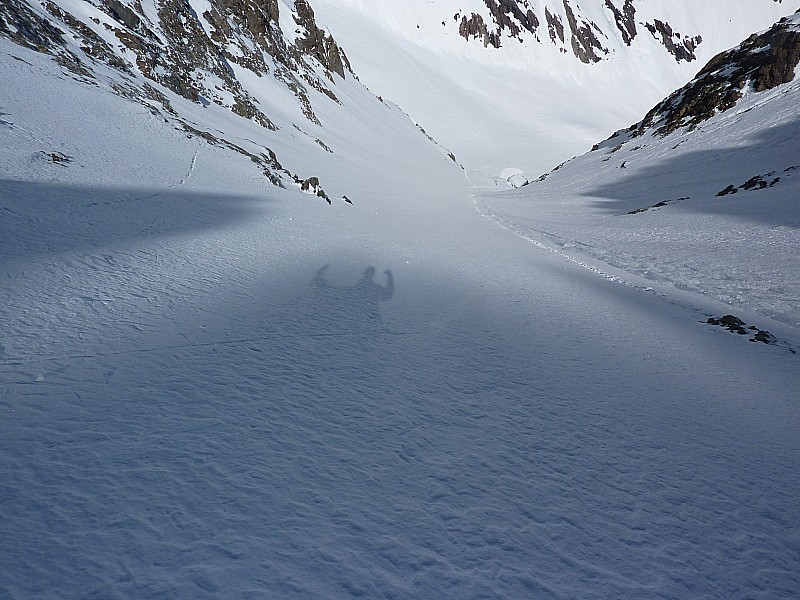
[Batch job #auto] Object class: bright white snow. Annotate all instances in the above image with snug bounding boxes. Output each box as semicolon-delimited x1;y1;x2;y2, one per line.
478;46;800;329
312;0;800;180
2;6;800;599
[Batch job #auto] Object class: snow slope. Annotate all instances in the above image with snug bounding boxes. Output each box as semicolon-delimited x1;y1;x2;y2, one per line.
2;6;800;600
312;0;800;179
479;13;800;328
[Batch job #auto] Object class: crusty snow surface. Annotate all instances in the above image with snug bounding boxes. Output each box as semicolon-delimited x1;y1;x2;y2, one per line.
2;29;800;600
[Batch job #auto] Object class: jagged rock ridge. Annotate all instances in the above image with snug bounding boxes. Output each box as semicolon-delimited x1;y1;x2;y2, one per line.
562;0;606;63
604;0;635;46
0;0;351;123
631;11;800;136
449;0;705;63
644;20;702;63
0;0;354;192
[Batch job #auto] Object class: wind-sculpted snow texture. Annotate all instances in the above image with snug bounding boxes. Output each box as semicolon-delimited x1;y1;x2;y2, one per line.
2;4;800;600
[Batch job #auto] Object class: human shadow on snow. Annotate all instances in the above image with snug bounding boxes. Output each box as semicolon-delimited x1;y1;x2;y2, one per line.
0;179;272;260
584;116;800;228
292;265;395;336
3;253;798;600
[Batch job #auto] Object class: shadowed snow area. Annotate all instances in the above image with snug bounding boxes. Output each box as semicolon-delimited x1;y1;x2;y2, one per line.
4;220;799;597
3;149;799;599
0;180;271;257
586;117;800;228
2;13;800;600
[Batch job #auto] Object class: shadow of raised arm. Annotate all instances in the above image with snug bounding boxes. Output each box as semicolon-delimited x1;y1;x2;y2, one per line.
381;269;394;301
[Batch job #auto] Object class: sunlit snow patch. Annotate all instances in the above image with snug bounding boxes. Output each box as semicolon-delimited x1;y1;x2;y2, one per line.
500;167;529;188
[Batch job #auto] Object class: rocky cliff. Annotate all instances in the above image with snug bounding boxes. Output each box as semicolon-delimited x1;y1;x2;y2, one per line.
631;11;800;136
0;0;354;190
0;0;350;120
450;0;706;63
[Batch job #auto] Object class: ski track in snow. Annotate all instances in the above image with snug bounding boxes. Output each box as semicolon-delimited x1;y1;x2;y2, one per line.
397;45;484;145
473;191;656;285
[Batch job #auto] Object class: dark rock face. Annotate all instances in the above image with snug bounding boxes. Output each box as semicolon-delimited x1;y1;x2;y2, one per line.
563;0;606;63
484;0;540;40
705;315;778;345
105;0;140;30
300;176;331;203
716;184;739;197
644;20;701;62
449;0;703;65
456;0;540;49
293;0;350;79
0;0;351;129
201;0;283;75
605;0;636;46
633;16;800;136
0;0;65;52
545;7;565;44
716;166;796;196
458;12;496;47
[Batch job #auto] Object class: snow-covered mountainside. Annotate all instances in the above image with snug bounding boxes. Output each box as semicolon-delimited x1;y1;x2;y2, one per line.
480;12;800;326
2;2;800;599
631;11;800;136
318;0;728;63
2;0;797;182
313;0;800;179
0;0;458;199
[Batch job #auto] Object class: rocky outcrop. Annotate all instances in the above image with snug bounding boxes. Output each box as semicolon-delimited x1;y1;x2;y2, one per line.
0;0;64;52
563;0;607;63
484;0;540;40
716;166;797;196
456;0;540;48
201;0;283;76
105;0;140;30
458;13;496;48
644;20;701;62
605;0;636;46
545;7;565;44
293;0;350;79
448;0;704;64
633;15;800;136
0;0;351;128
705;315;778;346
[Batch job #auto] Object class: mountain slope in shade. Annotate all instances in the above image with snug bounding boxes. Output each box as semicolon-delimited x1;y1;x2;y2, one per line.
312;0;800;180
479;11;800;327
